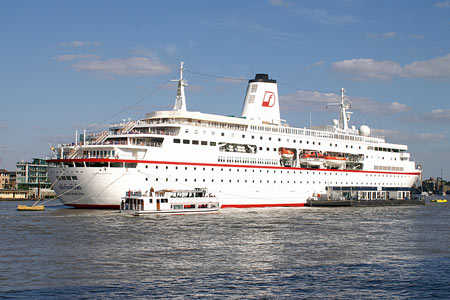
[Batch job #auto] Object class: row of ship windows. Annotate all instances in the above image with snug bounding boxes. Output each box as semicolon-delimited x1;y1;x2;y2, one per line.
173;139;216;146
174;137;363;150
51;164;409;178
368;146;404;153
148;165;408;178
83;150;116;157
218;156;278;165
55;162;137;168
374;165;404;171
146;177;401;186
58;176;78;181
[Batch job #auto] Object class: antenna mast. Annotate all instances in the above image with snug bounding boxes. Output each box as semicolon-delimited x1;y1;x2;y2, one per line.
172;61;187;111
328;88;352;131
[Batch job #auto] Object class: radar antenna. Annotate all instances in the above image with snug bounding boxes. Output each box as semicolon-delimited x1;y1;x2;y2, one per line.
327;88;352;131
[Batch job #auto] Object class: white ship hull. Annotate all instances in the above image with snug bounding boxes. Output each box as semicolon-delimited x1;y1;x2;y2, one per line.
47;65;421;208
48;159;419;208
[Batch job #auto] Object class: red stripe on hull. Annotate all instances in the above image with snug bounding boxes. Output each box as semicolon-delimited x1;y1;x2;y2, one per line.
221;203;306;208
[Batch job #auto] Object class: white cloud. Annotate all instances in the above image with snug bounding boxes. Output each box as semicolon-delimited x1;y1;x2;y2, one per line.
386;102;411;113
401;54;450;78
366;32;397;39
407;108;450;123
280;90;338;111
435;1;450;8
331;58;401;80
72;41;86;47
131;48;160;60
71;40;101;47
372;129;445;143
310;60;325;67
53;54;100;61
60;41;101;47
280;90;411;115
332;53;450;80
71;57;171;77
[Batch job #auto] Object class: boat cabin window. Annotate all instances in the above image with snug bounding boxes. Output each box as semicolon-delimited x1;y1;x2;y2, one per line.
125;163;137;168
174;139;180;143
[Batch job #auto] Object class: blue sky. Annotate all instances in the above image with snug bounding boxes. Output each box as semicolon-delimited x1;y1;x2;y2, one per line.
1;0;449;179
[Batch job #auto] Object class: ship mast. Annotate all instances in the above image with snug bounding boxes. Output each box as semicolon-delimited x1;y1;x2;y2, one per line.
328;88;352;131
338;88;352;131
172;61;187;111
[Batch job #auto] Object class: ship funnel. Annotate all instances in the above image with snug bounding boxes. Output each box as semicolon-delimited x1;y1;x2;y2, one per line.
241;74;281;125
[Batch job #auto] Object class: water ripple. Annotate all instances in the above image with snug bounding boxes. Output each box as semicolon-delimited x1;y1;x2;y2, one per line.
1;198;449;299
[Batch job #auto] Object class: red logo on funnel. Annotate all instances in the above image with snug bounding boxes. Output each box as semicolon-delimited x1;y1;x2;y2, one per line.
262;91;276;107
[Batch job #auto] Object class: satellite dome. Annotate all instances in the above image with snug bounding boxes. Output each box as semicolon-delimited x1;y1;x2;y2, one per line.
333;119;339;127
359;125;370;136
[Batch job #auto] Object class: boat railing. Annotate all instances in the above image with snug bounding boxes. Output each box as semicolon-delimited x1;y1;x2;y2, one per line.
109;129;178;136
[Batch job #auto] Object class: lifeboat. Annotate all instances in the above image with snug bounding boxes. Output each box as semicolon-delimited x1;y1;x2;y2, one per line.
325;155;347;168
280;148;294;159
299;151;325;167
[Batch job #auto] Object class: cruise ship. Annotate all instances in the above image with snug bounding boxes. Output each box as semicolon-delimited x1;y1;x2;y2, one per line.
47;62;421;208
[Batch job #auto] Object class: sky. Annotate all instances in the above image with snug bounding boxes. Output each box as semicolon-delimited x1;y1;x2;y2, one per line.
0;0;449;179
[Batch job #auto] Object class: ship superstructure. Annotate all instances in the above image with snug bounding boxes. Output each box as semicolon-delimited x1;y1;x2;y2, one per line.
47;62;421;208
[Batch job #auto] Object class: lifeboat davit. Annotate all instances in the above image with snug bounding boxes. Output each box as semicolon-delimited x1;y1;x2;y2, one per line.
299;151;325;167
280;148;295;159
325;155;347;168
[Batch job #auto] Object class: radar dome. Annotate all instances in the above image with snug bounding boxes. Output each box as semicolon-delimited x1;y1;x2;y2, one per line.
333;119;339;127
359;125;370;137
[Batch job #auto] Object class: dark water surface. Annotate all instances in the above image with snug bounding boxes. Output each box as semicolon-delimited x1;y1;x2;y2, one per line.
1;197;449;299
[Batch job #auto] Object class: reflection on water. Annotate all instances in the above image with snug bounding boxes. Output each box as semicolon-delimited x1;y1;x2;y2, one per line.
1;197;449;299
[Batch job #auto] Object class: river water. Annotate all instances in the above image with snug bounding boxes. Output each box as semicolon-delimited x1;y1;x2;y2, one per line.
1;197;449;299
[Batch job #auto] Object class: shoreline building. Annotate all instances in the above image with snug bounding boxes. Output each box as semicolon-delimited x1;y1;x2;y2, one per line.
0;169;10;189
16;158;51;190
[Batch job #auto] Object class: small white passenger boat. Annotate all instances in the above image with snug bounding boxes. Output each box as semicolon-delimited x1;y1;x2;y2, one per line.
120;188;220;216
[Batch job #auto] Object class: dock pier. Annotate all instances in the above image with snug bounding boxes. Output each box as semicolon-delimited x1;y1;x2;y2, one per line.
307;198;425;207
